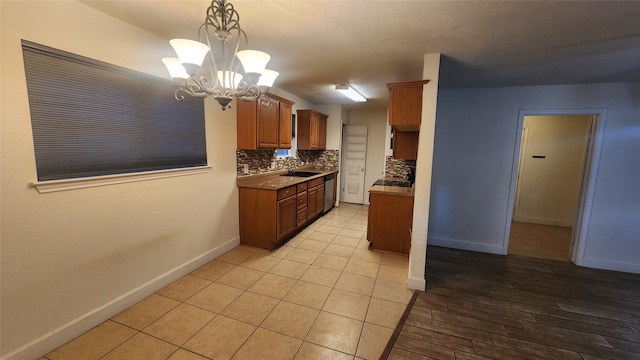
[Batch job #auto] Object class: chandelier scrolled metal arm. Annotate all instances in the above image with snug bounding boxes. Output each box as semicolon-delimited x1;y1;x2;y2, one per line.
162;0;278;110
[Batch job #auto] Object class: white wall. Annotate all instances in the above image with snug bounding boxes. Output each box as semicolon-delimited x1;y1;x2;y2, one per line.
348;110;388;204
429;83;640;273
409;53;441;291
1;2;240;358
316;105;344;151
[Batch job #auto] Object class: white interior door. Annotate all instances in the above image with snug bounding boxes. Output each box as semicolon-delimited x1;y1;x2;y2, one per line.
513;115;592;227
341;125;368;204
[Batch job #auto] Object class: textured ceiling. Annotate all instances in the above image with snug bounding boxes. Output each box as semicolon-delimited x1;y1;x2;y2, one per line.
80;0;640;110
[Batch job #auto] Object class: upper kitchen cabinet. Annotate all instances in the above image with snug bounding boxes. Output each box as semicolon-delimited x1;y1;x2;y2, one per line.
237;93;295;150
393;130;419;160
297;109;328;150
387;80;430;131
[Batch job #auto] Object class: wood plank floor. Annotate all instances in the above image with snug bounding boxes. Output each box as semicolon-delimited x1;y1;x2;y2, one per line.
383;246;640;360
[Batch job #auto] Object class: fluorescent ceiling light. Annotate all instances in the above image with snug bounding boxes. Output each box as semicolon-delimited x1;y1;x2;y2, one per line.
336;84;367;102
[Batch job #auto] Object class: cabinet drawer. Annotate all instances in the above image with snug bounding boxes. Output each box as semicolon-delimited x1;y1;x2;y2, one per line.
277;185;296;200
297;192;307;209
308;178;324;188
297;182;308;192
297;208;307;226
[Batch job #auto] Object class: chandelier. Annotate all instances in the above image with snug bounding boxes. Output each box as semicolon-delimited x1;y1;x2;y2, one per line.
162;0;278;110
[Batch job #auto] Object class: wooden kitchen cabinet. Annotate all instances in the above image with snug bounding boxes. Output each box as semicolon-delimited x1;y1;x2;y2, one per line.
393;130;419;160
277;195;297;241
307;178;325;218
367;191;414;254
278;100;293;149
297;109;328;150
237;93;295;150
387;80;429;131
238;175;331;250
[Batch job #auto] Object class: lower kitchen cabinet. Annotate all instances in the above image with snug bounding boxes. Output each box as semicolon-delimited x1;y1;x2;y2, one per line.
239;177;327;250
307;178;325;219
367;191;414;254
277;195;297;241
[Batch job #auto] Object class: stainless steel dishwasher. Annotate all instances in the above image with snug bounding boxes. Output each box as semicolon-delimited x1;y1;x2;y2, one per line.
323;173;335;214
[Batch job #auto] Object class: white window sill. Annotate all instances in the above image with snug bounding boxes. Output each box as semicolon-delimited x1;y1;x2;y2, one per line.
30;166;212;193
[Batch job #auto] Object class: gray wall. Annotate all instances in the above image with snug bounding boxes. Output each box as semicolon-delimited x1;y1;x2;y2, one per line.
429;83;640;273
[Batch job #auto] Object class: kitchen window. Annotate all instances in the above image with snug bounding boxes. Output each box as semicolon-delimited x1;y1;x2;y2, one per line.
22;40;207;188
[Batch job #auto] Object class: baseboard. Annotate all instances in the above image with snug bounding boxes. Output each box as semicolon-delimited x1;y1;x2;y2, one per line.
407;276;426;291
2;236;240;360
428;236;503;255
514;216;572;227
581;256;640;275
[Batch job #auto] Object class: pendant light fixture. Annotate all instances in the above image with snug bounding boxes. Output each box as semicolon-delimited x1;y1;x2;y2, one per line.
162;0;278;110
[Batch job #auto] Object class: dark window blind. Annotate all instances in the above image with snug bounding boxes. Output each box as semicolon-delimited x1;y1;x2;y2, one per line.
22;40;207;181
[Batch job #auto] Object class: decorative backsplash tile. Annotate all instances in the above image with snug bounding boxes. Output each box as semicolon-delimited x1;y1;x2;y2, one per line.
237;149;339;176
385;156;416;179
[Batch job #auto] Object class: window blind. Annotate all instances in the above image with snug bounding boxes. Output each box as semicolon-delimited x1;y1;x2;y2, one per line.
22;40;207;181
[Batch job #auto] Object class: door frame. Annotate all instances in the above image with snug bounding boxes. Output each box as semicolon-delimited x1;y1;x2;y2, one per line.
503;108;608;265
340;124;368;204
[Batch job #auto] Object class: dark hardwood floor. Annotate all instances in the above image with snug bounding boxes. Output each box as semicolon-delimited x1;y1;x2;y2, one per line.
383;246;640;360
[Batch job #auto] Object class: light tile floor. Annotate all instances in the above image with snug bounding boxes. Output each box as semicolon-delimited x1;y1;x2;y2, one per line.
43;203;413;360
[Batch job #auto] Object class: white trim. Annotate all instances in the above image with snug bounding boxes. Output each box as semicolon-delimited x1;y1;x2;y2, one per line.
503;109;607;264
30;166;212;193
1;236;239;360
428;236;503;255
408;277;426;291
513;216;573;228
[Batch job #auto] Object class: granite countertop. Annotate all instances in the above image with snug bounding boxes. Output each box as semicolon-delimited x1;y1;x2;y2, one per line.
236;167;338;190
369;177;415;197
369;185;415;197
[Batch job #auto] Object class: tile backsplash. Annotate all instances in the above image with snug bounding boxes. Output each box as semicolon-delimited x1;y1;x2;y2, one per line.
237;149;339;176
385;156;416;179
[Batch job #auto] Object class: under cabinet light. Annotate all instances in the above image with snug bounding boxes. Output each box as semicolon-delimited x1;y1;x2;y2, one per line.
336;84;367;102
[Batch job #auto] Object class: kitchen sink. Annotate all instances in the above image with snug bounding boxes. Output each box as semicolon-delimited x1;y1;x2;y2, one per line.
280;171;321;177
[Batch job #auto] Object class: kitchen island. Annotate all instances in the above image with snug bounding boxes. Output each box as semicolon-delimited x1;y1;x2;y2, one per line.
237;168;338;250
367;180;415;254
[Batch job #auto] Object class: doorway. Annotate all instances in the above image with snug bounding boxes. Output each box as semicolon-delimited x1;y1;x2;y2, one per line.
510;115;592;260
340;125;368;204
504;109;607;265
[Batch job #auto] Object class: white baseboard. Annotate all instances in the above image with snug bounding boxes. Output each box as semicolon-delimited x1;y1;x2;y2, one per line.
428;236;503;255
408;277;426;291
581;256;640;275
514;216;572;227
2;236;240;360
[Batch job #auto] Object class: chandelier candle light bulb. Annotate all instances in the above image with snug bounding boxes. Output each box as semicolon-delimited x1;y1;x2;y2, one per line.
162;0;279;110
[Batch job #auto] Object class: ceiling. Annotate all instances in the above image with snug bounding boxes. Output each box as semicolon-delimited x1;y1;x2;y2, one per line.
80;0;640;110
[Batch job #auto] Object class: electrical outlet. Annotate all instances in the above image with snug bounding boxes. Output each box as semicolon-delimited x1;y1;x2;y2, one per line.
241;164;249;174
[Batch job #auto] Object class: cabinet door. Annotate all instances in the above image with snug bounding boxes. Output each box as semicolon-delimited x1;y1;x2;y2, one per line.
387;80;429;131
307;187;317;218
317;115;327;150
257;99;279;149
393;131;419;160
277;195;297;241
278;100;292;149
314;184;325;216
309;113;319;149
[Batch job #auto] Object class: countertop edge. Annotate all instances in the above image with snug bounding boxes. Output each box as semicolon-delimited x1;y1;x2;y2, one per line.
237;168;338;190
369;185;415;197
